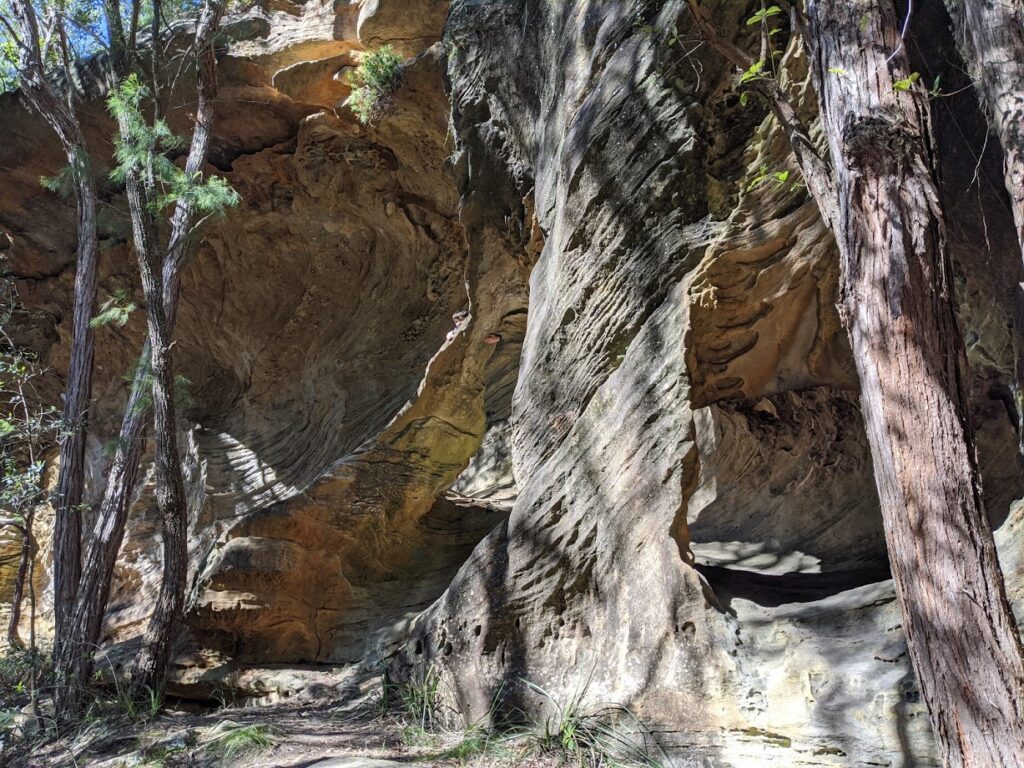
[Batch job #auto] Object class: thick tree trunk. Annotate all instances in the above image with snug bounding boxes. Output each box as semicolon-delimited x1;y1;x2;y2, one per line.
8;0;100;653
804;2;1024;765
945;0;1024;452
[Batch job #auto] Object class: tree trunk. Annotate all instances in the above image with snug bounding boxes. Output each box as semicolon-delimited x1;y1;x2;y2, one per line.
115;143;189;693
52;1;225;709
130;4;224;690
945;0;1024;453
56;370;150;715
50;157;98;646
8;0;101;654
6;522;29;647
804;2;1024;765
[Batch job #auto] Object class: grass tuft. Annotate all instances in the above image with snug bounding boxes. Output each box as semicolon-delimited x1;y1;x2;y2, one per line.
377;664;452;731
204;722;277;761
522;679;668;768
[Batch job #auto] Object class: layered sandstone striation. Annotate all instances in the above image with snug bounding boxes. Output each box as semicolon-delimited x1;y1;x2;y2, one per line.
2;0;1022;765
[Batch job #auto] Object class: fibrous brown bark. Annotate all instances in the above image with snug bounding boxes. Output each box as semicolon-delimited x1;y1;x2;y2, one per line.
114;159;189;694
7;0;101;653
946;0;1024;254
690;1;1024;764
803;2;1024;765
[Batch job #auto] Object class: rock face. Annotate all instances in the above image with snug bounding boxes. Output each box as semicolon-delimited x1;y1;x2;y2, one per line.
390;1;1022;766
2;0;1023;765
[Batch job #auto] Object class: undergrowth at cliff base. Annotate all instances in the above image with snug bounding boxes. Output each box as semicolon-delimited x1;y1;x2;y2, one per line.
203;721;279;762
373;666;669;767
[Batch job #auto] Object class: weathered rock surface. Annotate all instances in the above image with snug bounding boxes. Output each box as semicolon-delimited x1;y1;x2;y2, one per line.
2;0;1023;766
387;1;1023;766
1;0;529;671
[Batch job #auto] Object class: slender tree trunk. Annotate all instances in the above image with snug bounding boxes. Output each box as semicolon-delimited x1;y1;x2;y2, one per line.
804;2;1024;765
54;1;225;709
945;0;1024;452
56;368;150;715
130;4;223;691
946;0;1024;253
7;522;29;647
7;517;38;648
117;168;187;692
50;162;98;643
8;0;101;653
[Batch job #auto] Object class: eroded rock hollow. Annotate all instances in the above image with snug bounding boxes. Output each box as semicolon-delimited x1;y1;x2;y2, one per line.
2;0;1023;765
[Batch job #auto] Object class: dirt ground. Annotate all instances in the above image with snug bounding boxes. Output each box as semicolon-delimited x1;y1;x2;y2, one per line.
1;699;569;768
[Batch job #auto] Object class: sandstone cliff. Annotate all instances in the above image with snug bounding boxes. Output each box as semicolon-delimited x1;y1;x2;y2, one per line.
2;1;1022;766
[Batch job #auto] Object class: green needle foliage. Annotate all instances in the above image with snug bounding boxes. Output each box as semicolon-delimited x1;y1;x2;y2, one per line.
348;45;405;125
90;288;137;329
108;74;239;217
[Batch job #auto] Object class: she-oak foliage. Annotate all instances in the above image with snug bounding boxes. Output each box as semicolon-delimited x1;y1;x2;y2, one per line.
107;74;239;216
1;0;235;718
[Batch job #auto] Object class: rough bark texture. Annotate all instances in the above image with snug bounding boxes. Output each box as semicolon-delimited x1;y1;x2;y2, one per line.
805;1;1024;765
7;0;101;652
123;207;187;691
53;0;226;709
105;1;222;698
947;0;1024;255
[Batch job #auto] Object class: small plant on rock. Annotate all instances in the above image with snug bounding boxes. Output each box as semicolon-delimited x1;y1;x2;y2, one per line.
522;679;668;768
347;45;405;125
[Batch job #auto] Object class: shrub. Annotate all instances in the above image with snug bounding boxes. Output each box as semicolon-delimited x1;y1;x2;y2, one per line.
348;45;405;125
0;647;47;710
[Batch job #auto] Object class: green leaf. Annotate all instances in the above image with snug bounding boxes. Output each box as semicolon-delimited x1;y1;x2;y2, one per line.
747;5;783;25
347;45;405;125
828;67;847;76
90;292;136;328
893;71;920;91
738;58;766;85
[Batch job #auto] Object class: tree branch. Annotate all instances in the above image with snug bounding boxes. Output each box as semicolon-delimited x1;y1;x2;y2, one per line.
686;0;838;227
